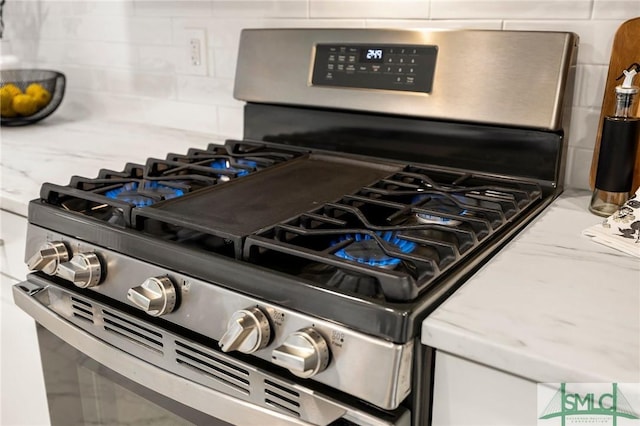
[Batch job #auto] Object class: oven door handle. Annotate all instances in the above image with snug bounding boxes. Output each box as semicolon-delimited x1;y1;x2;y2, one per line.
12;281;316;426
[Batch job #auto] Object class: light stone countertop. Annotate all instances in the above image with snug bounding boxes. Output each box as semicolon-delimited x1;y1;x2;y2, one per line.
2;113;638;386
1;113;223;217
422;191;640;383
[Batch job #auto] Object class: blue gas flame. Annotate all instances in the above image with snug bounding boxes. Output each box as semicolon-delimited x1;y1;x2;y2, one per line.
104;181;184;207
210;158;257;177
333;231;416;267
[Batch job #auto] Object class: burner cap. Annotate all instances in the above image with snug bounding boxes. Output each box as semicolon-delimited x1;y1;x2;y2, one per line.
210;158;256;178
413;194;470;226
105;182;184;207
334;232;415;268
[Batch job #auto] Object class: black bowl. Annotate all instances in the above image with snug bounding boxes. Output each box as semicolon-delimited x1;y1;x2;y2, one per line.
1;69;66;126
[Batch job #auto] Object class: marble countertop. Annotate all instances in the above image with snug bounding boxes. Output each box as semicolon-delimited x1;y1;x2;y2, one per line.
1;113;223;217
422;191;640;383
2;113;638;386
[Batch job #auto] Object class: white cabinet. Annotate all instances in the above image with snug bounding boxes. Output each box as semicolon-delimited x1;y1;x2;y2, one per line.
431;350;539;426
0;273;50;425
0;209;29;281
0;211;50;425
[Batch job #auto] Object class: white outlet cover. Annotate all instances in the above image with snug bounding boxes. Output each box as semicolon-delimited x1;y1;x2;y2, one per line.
184;28;208;76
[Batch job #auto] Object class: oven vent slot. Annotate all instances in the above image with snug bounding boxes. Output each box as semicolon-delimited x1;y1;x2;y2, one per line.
264;379;301;417
70;296;94;323
174;340;251;395
101;309;164;354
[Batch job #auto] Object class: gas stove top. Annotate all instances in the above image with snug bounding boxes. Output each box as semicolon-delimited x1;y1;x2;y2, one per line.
30;138;544;341
18;28;578;425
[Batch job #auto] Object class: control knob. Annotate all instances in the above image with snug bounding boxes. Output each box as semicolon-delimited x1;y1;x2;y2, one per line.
219;307;271;354
56;253;103;288
127;276;177;317
26;241;69;275
271;327;330;378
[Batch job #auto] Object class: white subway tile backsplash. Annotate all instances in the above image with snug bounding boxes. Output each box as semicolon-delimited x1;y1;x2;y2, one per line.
177;76;241;106
39;0;135;17
213;47;237;78
104;70;177;99
36;40;137;69
37;14;173;44
592;0;640;19
140;98;219;133
57;66;110;91
503;20;627;65
133;0;213;17
137;44;180;73
364;19;503;29
261;18;367;28
172;18;263;49
574;64;608;108
212;1;308;18
217;106;244;137
565;147;595;189
567;106;601;150
310;0;428;19
65;90;220;133
431;0;592;20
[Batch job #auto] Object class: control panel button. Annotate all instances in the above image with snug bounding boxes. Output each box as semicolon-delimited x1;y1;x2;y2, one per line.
27;241;69;275
127;276;177;317
271;327;329;378
56;253;102;288
219;307;271;354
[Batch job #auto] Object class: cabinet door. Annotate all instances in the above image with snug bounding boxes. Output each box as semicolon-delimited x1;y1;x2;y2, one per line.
0;210;29;281
1;274;51;426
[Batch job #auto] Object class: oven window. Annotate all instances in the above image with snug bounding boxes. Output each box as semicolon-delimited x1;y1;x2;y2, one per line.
36;325;230;426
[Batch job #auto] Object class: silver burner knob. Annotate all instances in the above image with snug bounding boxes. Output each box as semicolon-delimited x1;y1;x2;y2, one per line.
219;307;271;354
26;241;69;275
56;253;102;288
271;327;330;378
127;276;177;317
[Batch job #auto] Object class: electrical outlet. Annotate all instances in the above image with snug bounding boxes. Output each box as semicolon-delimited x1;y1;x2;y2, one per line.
185;28;207;76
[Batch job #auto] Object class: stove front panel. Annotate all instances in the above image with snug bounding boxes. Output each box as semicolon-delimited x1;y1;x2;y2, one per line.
25;224;413;411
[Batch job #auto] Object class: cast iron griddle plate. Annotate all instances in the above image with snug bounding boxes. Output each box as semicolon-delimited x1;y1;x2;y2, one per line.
135;154;401;237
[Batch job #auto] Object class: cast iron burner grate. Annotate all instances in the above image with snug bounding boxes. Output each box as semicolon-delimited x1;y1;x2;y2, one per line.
38;141;300;227
244;166;542;302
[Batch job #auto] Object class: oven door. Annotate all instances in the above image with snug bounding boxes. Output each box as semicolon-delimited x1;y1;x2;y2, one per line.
13;277;409;426
35;324;231;426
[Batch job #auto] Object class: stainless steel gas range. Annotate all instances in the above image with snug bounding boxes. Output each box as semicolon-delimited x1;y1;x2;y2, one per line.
13;28;577;425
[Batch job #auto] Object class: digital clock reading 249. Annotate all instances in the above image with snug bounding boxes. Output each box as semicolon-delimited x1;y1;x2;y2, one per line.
312;43;438;93
366;49;383;61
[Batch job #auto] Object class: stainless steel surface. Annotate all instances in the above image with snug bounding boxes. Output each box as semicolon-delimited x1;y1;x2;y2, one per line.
235;28;578;130
127;276;177;317
219;307;271;354
271;327;330;378
56;252;102;288
13;280;410;426
25;224;413;410
26;241;69;275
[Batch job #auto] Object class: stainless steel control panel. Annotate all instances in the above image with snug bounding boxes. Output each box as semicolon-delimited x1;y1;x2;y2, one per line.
24;224;413;410
311;44;437;93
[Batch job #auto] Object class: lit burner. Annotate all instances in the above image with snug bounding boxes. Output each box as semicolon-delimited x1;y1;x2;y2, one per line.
210;158;257;179
413;194;470;226
333;232;416;268
104;181;184;207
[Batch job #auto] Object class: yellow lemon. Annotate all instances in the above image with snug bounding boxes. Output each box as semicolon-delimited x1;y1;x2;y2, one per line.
1;104;17;117
25;83;51;108
2;83;23;98
0;86;19;117
0;87;13;110
12;94;38;116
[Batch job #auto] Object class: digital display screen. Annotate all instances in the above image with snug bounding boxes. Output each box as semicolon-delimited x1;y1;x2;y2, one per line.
312;43;437;93
360;48;384;63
